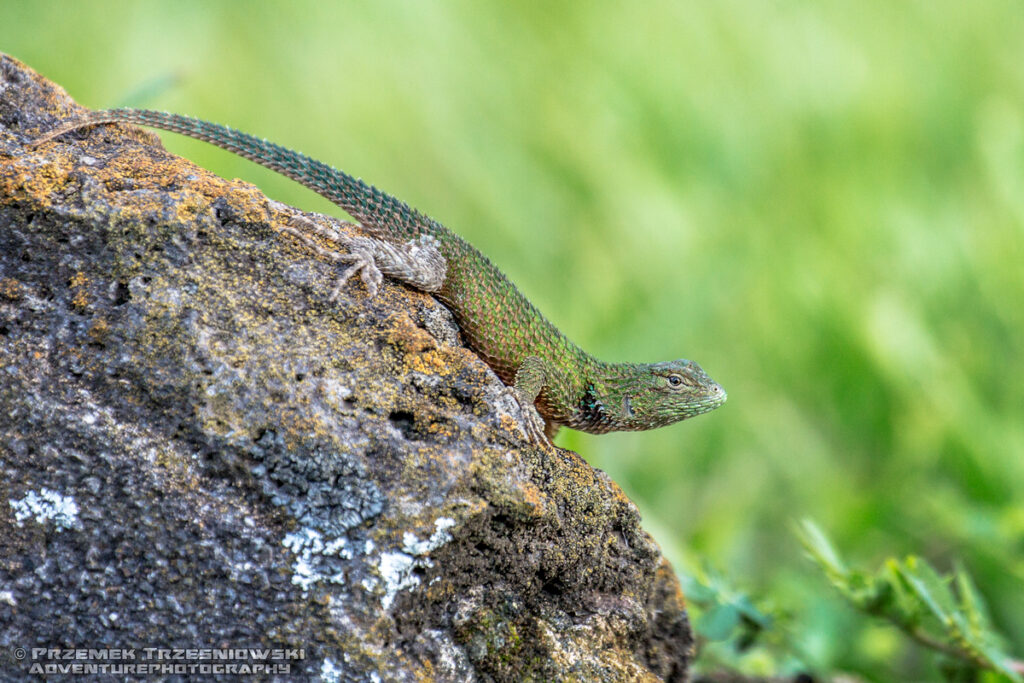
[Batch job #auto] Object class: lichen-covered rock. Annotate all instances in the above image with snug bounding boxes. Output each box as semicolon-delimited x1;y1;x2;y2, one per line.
0;53;693;682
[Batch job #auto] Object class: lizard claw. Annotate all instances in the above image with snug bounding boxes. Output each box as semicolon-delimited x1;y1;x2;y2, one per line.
515;395;554;449
333;246;383;299
275;211;386;299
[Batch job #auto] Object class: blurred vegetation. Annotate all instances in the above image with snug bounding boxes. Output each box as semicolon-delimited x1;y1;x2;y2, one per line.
5;2;1022;679
798;521;1022;681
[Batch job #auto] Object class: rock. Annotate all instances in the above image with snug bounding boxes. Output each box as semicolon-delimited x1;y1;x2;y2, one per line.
0;53;693;682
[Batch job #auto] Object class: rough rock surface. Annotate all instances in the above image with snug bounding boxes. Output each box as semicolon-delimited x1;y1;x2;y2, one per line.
0;54;694;682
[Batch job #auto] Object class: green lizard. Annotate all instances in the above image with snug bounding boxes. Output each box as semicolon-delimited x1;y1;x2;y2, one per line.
32;109;726;445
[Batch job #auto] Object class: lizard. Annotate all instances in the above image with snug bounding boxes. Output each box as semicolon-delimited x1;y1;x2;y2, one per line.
31;108;727;446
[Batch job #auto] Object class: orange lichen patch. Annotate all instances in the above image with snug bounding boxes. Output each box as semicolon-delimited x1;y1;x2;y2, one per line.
497;413;522;437
411;661;437;683
385;313;436;354
104;151;217;207
103;147;179;187
0;153;77;206
424;575;456;604
225;184;275;224
166;190;212;225
517;480;547;517
277;415;321;444
425;420;457;441
449;345;485;371
65;145;264;227
433;395;458;413
0;277;24;301
71;289;90;310
545;449;609;503
87;317;110;342
70;271;91;309
597;473;637;508
403;348;449;376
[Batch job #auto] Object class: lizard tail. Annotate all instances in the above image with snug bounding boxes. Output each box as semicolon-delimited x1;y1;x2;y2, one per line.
29;108;429;242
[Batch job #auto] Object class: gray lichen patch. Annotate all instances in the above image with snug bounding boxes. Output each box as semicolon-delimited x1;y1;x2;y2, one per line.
9;488;80;530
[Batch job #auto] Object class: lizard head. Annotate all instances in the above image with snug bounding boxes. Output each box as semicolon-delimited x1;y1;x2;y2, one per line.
588;359;726;432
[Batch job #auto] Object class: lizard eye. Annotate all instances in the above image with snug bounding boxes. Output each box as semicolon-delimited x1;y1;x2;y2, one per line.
667;374;684;388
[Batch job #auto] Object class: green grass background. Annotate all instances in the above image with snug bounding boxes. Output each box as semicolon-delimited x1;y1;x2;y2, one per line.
5;2;1022;679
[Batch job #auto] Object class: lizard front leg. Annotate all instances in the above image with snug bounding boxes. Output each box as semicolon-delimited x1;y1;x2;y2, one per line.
513;355;559;447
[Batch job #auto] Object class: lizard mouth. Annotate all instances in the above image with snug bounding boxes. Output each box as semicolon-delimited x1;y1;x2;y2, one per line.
693;383;728;415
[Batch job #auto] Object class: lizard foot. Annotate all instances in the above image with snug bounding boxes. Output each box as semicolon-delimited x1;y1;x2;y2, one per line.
275;211;385;297
332;239;384;299
515;393;555;450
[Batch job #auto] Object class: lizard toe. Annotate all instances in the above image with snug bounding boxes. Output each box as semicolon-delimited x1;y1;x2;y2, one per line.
516;397;554;450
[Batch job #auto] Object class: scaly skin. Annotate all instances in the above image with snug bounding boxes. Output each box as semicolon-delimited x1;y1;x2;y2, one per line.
33;109;726;438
